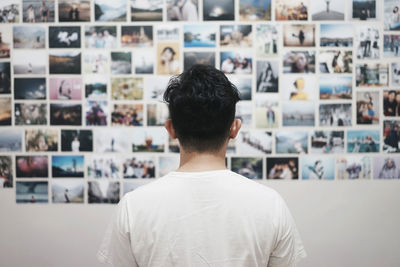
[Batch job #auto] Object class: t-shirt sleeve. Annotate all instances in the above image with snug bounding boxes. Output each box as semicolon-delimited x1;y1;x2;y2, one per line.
268;195;306;267
97;195;139;267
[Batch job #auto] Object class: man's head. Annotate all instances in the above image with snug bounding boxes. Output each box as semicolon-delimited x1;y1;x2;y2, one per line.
163;64;241;153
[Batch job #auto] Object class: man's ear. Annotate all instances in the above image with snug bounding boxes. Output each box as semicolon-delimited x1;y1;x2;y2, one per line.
165;119;177;139
229;118;242;139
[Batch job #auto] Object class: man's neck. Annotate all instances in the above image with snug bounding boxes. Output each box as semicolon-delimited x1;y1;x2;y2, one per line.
177;149;227;172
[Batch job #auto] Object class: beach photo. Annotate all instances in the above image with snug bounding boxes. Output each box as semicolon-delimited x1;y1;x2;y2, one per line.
58;0;90;22
347;130;380;153
13;25;45;49
52;180;84;203
23;0;54;23
16;181;48;203
13;51;46;75
255;94;279;128
282;101;315;127
275;130;308;154
319;76;352;100
320;24;353;47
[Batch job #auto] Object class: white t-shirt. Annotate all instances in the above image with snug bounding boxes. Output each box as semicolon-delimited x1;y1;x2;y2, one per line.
97;169;306;267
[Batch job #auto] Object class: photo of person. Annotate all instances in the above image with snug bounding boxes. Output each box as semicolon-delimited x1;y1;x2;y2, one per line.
95;129;131;153
0;129;22;152
83;52;108;74
52;180;84;203
220;51;252;74
301;156;334;180
311;0;344;20
282;51;315;73
135;49;154;74
131;128;166;152
25;129;58;152
49;50;81;74
95;0;126;22
13;50;46;75
58;0;90;22
85;26;117;48
255;94;279;128
231;157;263;179
392;63;400;86
16;182;48;203
13;25;45;49
267;157;298;179
383;90;400;117
0;62;11;94
23;0;54;23
347;130;380;153
220;25;252;47
282;101;314;126
237;131;272;155
229;77;252;100
85;101;107;126
373;156;400;178
157;25;179;41
320;24;353;47
123;156;156;178
336;156;371;179
0;156;12;188
14;78;46;100
167;0;198;21
255;24;279;57
85;76;107;99
355;26;379;59
0;98;11;126
0;0;19;23
384;0;400;30
282;76;316;100
239;0;271;21
319;76;352;100
15;103;47;125
319;50;352;73
275;130;308;154
111;77;143;100
183;52;215;71
49;77;82;100
350;0;377;20
383;120;400;153
131;0;163;21
49;26;80;48
384;35;400;58
111;104;143;126
111;52;132;74
283;24;315;47
356;91;379;125
203;0;234;20
157;43;180;75
87;155;120;179
311;131;344;154
16;155;48;177
121;26;153;47
88;181;119;204
0;26;11;58
52;155;84;178
319;104;352;127
275;0;308;20
61;130;93;152
50;104;82;126
356;63;389;87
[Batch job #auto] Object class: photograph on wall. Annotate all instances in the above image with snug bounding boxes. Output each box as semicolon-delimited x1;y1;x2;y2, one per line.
301;156;334;180
237;131;272;155
275;0;308;20
61;130;93;152
123;156;156;178
111;52;132;74
184;24;217;48
319;104;352;127
23;0;54;23
14;103;47;125
157;25;179;41
111;104;143;126
282;51;315;73
13;25;45;49
52;155;84;178
356;63;389;87
167;0;198;21
0;97;11;125
350;0;377;20
16;181;48;203
282;76;316;101
229;77;252;100
0;0;19;23
283;24;315;47
88;181;119;204
220;51;252;74
111;77;143;100
355;25;379;59
16;155;48;177
85;101;107;126
168;137;179;153
25;129;58;152
383;120;400;153
373;156;400;178
319;50;352;73
0;129;22;152
282;101;315;127
123;181;149;195
13;50;46;75
95;0;126;22
121;26;153;47
58;0;90;22
267;157;298;179
159;156;179;177
0;156;12;188
319;76;352;100
384;0;400;30
255;94;279;128
50;104;82;126
147;102;168;126
239;0;271;21
336;156;371;179
157;43;180;75
49;26;80;48
275;130;308;154
183;52;215;71
320;24;353;47
347;130;380;153
392;63;400;86
83;51;108;74
311;131;344;154
85;26;117;48
220;25;252;47
49;77;82;100
0;26;11;58
87;155;120;179
236;102;253;126
131;128;166;152
52;180;84;203
14;78;46;100
256;61;278;93
231;157;262;179
85;76;107;99
383;90;400;116
131;0;163;21
135;49;154;74
384;35;400;58
0;62;10;94
356;91;379;125
49;50;81;75
311;0;344;20
255;24;279;57
144;76;169;101
95;129;131;153
203;0;234;21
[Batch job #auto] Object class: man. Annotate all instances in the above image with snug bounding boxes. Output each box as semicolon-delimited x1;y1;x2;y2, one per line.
98;65;306;266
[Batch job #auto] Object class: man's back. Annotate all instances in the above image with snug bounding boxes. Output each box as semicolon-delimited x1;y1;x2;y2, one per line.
98;170;306;267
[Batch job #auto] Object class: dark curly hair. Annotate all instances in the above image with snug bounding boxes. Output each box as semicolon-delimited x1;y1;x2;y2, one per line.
163;64;240;152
